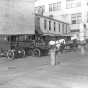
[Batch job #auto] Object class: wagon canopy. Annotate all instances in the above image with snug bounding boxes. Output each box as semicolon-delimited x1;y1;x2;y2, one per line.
0;0;35;34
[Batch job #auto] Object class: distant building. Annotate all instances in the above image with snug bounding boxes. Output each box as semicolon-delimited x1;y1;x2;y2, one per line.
35;0;88;40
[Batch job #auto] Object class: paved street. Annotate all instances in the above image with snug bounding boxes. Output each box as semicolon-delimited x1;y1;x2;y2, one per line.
0;50;88;88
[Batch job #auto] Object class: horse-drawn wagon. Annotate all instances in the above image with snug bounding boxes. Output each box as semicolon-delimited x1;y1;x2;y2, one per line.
0;0;71;59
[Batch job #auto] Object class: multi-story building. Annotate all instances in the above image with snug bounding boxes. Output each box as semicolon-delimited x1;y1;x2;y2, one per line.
35;0;88;40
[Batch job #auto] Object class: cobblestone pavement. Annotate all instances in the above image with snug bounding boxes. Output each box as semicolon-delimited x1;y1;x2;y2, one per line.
0;50;88;88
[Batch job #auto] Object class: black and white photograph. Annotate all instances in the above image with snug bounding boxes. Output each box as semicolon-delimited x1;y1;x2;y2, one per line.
0;0;88;88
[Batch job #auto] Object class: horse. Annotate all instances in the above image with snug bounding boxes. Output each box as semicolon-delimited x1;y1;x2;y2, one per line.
49;39;66;54
55;39;66;54
49;40;56;50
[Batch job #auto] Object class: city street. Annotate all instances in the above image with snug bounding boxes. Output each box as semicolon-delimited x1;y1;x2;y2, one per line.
0;49;88;88
1;0;88;88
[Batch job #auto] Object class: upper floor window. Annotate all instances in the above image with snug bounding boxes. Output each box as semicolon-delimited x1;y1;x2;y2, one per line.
54;22;56;31
66;25;67;34
71;13;81;24
35;16;40;30
53;2;61;11
87;12;88;23
49;2;61;12
49;4;53;12
49;21;51;31
53;3;58;11
66;0;81;9
58;23;60;32
44;19;47;30
62;24;64;33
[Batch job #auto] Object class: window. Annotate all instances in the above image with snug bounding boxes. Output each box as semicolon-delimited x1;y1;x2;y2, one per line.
66;1;71;8
87;12;88;23
66;25;67;34
76;2;81;7
44;19;47;30
35;16;40;30
49;2;61;12
49;21;51;31
77;15;81;23
49;4;52;12
62;24;64;33
71;13;81;24
57;2;61;9
72;16;76;24
64;24;67;34
54;22;56;31
58;23;60;32
66;0;81;9
53;3;57;11
53;2;61;11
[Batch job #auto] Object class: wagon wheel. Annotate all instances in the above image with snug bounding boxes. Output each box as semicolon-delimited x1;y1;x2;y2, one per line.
27;49;32;56
7;50;15;59
32;48;41;57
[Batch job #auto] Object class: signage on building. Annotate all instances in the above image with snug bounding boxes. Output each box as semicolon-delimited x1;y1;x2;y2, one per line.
71;29;80;32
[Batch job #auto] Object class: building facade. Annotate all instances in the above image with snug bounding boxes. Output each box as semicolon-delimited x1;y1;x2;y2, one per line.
35;0;88;40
